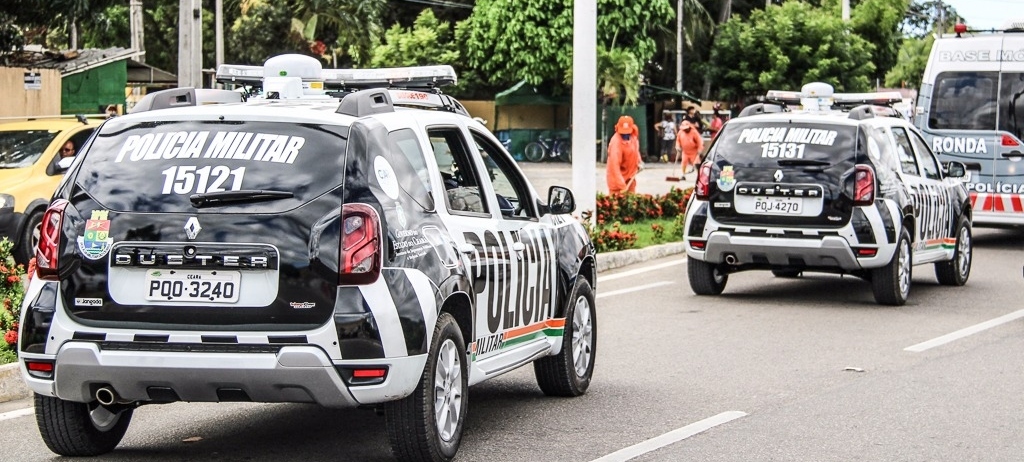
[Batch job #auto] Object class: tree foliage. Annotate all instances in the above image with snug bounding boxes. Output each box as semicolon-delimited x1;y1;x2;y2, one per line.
885;33;933;89
371;9;458;68
708;1;875;101
901;0;960;38
847;0;909;82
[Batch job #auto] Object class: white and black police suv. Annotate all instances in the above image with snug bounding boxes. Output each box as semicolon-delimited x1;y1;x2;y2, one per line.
17;54;596;461
683;83;973;306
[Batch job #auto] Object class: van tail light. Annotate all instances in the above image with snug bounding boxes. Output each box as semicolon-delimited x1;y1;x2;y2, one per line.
695;163;713;200
35;200;69;281
853;165;875;206
339;203;381;285
1002;134;1020;147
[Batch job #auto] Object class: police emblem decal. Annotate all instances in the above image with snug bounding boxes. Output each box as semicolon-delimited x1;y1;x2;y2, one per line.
77;210;114;260
184;217;202;240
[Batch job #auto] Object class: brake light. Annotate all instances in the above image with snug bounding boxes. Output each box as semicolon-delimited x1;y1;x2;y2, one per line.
1002;134;1020;147
853;165;875;206
689;240;706;250
35;200;69;281
695;163;712;200
25;360;55;379
339;203;381;285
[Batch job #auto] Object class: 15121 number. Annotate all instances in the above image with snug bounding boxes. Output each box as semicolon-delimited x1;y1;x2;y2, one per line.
161;165;246;195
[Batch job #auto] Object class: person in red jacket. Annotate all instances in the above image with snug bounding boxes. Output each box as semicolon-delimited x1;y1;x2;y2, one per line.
676;119;704;180
606;115;641;195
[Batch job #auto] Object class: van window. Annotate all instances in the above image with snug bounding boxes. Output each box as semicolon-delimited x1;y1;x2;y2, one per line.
999;72;1024;141
929;72;998;131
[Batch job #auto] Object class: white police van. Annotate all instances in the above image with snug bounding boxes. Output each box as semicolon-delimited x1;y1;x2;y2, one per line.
915;20;1024;226
18;54;596;462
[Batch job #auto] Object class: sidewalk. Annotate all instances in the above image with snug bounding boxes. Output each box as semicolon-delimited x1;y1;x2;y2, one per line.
518;159;696;198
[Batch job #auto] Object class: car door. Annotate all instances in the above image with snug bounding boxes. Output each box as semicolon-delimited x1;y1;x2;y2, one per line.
907;127;959;262
892;126;951;263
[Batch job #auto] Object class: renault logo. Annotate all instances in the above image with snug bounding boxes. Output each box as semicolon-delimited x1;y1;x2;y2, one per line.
184;217;202;240
774;169;784;182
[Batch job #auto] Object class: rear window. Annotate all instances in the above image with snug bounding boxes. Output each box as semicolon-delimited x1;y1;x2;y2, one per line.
0;130;59;168
76;120;348;213
712;121;858;164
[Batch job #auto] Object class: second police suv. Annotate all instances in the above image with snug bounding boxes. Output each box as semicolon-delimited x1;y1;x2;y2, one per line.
17;54;597;462
683;83;973;306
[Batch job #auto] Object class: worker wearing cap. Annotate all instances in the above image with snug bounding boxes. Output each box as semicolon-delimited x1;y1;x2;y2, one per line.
606;115;641;195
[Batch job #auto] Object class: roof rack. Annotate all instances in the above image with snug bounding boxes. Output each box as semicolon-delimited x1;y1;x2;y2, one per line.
129;88;243;114
215;56;457;91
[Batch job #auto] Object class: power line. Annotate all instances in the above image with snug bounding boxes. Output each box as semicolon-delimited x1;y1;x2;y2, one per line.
393;0;473;9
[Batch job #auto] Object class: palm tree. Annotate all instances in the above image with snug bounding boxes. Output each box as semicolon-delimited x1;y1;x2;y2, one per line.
290;0;386;65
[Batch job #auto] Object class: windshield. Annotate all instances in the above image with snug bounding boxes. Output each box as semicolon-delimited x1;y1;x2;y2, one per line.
0;130;59;168
928;71;1024;140
712;121;858;165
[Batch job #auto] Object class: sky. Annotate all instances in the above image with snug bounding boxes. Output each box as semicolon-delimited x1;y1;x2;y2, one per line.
942;0;1024;31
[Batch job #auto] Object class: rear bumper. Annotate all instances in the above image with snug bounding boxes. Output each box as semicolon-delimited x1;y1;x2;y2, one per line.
692;232;872;271
22;342;426;408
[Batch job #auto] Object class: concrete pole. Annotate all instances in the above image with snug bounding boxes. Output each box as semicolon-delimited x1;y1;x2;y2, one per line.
676;0;683;93
178;0;202;88
130;0;144;63
215;0;224;68
842;0;850;21
572;0;597;224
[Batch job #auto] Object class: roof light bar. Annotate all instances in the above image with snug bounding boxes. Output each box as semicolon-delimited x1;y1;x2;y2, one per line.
765;82;903;110
215;55;457;90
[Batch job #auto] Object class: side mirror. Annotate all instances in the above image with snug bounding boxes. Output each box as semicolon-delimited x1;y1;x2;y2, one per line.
546;186;575;215
945;160;966;178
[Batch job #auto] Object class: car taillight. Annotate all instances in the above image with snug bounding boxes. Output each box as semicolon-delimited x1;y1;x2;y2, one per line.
1002;134;1020;147
339;203;381;285
35;200;69;281
695;163;712;200
853;165;875;206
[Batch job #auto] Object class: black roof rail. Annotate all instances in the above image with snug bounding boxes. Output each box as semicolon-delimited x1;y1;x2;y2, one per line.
847;104;901;120
738;103;785;118
337;89;396;117
130;87;197;114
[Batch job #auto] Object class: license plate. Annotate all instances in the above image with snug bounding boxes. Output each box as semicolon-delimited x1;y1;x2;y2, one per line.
752;196;802;215
144;270;241;303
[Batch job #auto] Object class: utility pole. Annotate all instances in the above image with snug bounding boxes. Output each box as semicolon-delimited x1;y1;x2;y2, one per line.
215;0;224;69
676;0;684;93
842;0;850;21
178;0;202;89
130;0;144;63
572;0;597;224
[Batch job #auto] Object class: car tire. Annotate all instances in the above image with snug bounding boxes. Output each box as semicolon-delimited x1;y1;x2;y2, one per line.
385;312;468;462
871;228;912;306
771;269;802;278
34;393;133;457
534;277;596;397
934;216;972;286
523;142;546;162
14;210;43;265
688;258;727;295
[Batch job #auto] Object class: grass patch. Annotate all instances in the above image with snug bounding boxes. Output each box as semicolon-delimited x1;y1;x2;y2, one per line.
614;217;683;249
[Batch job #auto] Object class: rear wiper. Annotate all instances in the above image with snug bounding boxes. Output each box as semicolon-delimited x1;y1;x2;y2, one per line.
189;189;293;208
777;159;831;167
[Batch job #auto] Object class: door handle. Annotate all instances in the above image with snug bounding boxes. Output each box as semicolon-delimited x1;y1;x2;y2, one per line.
511;241;526;260
1000;151;1024;158
457;242;476;254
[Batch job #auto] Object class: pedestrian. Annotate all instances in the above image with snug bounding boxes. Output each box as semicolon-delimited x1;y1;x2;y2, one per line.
676;119;703;180
606;115;642;195
684;106;706;135
654;113;676;163
709;104;726;139
106;104;118;118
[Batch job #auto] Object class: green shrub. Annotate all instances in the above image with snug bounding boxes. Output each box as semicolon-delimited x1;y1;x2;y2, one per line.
0;238;26;363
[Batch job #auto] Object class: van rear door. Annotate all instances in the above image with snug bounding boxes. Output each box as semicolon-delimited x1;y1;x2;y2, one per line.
990;35;1024;223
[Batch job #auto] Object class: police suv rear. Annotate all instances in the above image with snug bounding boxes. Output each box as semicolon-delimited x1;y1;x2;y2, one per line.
18;54;596;462
683;83;973;305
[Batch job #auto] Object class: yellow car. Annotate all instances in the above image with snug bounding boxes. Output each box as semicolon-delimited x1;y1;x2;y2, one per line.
0;116;102;263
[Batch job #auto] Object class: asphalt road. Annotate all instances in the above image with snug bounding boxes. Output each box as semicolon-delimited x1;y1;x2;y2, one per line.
2;227;1023;461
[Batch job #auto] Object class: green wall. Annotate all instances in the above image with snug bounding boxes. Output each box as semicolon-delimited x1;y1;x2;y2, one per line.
61;61;126;115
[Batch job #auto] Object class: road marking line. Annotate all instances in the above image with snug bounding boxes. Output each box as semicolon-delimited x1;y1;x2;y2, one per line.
596;281;674;299
0;407;33;422
597;258;686;284
905;309;1024;352
590;411;747;462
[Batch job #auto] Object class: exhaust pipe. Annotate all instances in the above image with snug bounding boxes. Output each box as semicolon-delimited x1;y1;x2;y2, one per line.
724;254;738;265
95;386;118;406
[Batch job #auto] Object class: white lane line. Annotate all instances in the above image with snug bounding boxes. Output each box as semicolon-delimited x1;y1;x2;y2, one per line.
0;407;33;422
590;411;747;462
597;258;686;284
596;281;674;299
905;309;1024;352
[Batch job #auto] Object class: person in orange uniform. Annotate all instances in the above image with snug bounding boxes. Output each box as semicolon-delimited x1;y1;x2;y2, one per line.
675;119;704;180
606;115;641;195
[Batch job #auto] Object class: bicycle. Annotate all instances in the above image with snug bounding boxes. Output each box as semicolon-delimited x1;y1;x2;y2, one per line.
523;136;572;162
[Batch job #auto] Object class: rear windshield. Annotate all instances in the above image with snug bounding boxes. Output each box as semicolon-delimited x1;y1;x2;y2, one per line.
0;130;59;168
76;120;348;213
927;71;1024;141
712;121;858;164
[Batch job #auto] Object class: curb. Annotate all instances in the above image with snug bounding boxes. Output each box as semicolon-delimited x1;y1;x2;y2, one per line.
597;241;687;273
0;362;30;403
0;242;688;404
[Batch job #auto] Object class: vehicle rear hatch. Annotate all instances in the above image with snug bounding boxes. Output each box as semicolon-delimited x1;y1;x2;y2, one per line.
55;118;349;330
706;119;863;228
